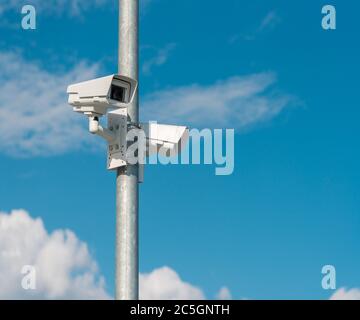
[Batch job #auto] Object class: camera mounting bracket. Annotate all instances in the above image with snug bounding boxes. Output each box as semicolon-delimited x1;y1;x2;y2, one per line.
107;108;128;170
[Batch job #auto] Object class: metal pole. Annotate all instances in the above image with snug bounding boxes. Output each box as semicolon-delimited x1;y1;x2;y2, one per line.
116;0;139;300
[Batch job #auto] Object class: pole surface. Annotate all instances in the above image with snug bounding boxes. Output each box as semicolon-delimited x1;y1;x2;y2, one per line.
116;0;139;300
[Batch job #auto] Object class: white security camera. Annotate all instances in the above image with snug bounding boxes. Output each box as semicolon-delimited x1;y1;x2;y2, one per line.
67;74;137;116
141;122;189;156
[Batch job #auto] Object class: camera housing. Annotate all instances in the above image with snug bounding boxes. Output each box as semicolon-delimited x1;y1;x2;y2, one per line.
67;74;137;116
141;122;189;157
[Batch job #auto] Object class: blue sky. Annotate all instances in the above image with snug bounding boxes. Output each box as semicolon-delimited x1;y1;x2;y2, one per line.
0;0;360;299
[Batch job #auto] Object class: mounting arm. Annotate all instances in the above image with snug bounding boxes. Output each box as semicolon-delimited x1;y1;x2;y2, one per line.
89;116;116;143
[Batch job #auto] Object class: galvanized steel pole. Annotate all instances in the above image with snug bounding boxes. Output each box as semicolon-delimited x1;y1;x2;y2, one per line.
116;0;139;300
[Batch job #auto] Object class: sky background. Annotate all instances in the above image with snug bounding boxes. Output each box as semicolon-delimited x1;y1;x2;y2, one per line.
0;0;360;299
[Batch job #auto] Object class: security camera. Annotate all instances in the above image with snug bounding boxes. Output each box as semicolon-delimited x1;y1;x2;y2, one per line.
141;122;189;156
67;74;137;116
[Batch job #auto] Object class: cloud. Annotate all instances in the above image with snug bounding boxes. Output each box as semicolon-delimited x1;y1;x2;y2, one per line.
216;286;232;300
0;51;100;157
330;288;360;300
0;52;293;157
0;209;232;300
139;266;205;300
142;72;294;129
0;209;110;299
0;0;152;17
142;43;177;75
258;10;281;32
229;10;281;43
0;0;109;17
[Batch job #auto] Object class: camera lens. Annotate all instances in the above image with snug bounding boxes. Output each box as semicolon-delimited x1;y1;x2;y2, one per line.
110;85;125;102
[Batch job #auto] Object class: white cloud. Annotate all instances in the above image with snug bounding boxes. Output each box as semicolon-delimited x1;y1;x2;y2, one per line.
142;43;177;75
142;72;293;129
0;0;109;17
330;288;360;300
140;266;205;300
0;52;293;157
0;209;110;299
0;209;232;300
216;286;232;300
0;0;152;17
0;51;100;157
230;10;281;43
258;10;281;32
